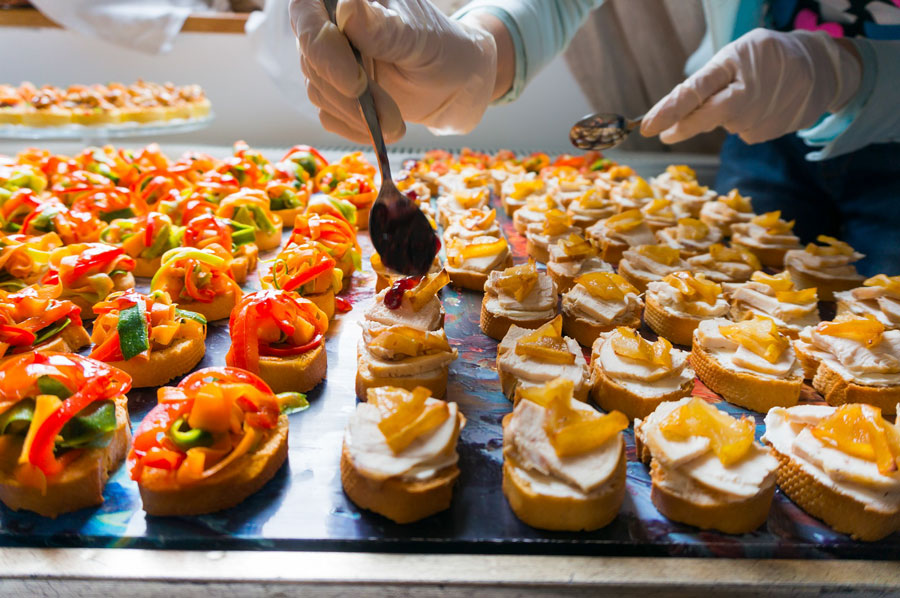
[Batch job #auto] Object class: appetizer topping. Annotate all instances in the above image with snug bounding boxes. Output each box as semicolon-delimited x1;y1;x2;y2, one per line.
290;213;361;269
575;271;637;301
775;287;818;304
462;171;490;189
557;233;596;259
679;180;708;197
864;274;900;299
811;404;900;475
719;316;788;363
661;271;721;305
452;188;490;208
541;209;573;236
402;269;450;312
719;188;752;212
751;210;794;234
508;179;544;200
384;276;421;310
516;377;627;457
627;177;654;199
217;189;278;236
129;367;291;484
280;144;328;179
369;386;450;454
804;234;856;257
708;243;761;269
643;197;673;216
306;194;357;226
495;261;539;302
515;316;574;364
90;290;206;362
183;213;254;253
607;165;635;181
0;231;60;287
659;397;754;465
151;245;241;304
816;314;884;348
635;244;681;266
750;270;794;293
605;208;644;233
610;327;672;369
573;188;610;209
0;352;131;488
0;286;83;358
665;165;695;182
226;290;328;373
367;325;451;357
446;236;508;268
263;242;340;295
43;242;134;288
675;217;709;241
460;208;497;231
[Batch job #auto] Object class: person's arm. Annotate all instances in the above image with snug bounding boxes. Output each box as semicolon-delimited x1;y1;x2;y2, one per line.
455;1;602;104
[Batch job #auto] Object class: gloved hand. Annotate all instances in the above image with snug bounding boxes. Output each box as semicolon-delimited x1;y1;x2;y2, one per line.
290;0;497;143
641;29;862;145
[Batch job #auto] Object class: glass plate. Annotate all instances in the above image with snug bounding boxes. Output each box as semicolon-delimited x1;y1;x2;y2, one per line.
0;114;214;141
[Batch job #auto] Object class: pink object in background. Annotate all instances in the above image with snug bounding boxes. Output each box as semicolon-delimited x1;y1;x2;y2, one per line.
794;8;845;37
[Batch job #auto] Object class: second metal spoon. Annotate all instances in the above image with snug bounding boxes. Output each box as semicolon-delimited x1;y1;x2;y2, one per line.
569;112;645;151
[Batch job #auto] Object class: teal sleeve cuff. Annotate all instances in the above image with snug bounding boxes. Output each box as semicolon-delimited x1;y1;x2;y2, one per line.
799;38;900;161
455;0;602;105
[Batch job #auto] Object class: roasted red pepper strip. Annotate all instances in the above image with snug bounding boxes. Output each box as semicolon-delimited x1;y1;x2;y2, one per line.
281;255;334;293
261;332;323;357
334;296;352;313
179;366;273;395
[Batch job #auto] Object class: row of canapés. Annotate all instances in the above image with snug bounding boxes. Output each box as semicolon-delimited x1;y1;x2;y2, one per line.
0;80;210;126
0;143;383;517
335;150;900;540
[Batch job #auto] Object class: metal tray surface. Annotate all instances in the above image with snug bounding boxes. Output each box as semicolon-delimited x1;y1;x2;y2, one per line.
0;193;899;560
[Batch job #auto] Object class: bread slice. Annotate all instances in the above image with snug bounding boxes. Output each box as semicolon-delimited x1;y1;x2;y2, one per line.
768;444;900;541
340;433;462;524
525;240;550;264
562;311;641;348
786;266;861;302
812;361;900;416
254;220;284;252
644;293;699;347
447;254;513;292
731;242;788;269
138;415;289;516
497;366;589;404
648;460;775;535
133;256;162;279
177;290;238;322
305;290;335;320
617;259;658;294
230;251;258;285
591;366;693;421
106;337;206;388
258;343;327;394
501;436;626;531
356;362;449;400
598;238;627;266
690;343;801;412
0;397;131;518
480;294;556;341
275;206;305;229
355;204;371;231
791;340;821;381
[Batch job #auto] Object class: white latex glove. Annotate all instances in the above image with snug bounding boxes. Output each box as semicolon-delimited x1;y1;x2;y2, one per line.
290;0;497;144
641;29;862;145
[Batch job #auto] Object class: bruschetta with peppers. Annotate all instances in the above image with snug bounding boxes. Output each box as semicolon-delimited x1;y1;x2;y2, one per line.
100;212;184;277
182;213;258;284
42;242;136;318
128;367;295;516
0;231;60;289
0;286;90;363
227;290;328;393
150;245;242;321
265;177;309;227
0;352;131;517
216;189;283;251
261;242;341;319
315;165;377;230
289;213;360;280
305;195;358;229
89;289;206;388
280;144;328;183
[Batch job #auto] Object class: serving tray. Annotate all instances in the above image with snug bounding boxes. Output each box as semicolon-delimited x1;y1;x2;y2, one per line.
1;174;898;561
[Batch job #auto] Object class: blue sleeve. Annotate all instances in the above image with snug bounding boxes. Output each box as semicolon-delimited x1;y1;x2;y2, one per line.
453;0;604;104
798;38;900;161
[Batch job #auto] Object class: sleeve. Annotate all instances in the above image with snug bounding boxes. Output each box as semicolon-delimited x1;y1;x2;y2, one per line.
453;0;605;104
798;38;900;161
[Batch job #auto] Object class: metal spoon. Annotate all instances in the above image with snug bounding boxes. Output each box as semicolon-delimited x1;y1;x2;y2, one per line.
322;0;438;276
569;112;645;151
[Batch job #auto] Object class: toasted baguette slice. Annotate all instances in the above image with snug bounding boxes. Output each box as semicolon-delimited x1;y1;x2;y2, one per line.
177;290;238;322
498;367;589;404
525;240;550;264
355;204;371;231
791;339;821;381
26;323;91;360
648;460;775;535
690;343;801;412
71;272;136;319
258;343;327;394
812;361;900;415
138;415;289;516
105;337;206;389
590;366;693;421
340;433;462;524
447;254;513;293
617;259;659;294
786;266;861;302
133;256;162;278
0;397;130;518
644;293;699;347
480;294;556;341
274;206;305;229
501;438;626;531
255;219;284;252
598;238;627;266
305;290;335;320
562;311;641;348
768;445;900;541
230;250;258;285
356;362;449;400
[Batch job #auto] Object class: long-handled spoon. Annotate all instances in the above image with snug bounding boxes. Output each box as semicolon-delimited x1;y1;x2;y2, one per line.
569;112;645;151
322;0;438;276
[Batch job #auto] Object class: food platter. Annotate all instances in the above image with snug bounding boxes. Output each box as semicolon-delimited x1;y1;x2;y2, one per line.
0;149;898;559
0;115;214;141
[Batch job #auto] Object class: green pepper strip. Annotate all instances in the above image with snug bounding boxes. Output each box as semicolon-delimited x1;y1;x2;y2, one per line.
117;302;149;361
167;416;214;450
0;399;35;436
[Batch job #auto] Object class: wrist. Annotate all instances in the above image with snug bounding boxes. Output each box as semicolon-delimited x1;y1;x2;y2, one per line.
461;12;513;102
829;37;863;112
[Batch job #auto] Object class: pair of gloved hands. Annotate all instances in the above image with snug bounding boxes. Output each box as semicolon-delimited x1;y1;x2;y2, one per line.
291;0;861;145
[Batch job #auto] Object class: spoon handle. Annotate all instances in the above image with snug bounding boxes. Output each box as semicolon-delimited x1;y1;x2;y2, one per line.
321;0;393;184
